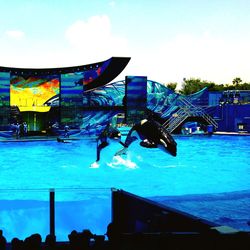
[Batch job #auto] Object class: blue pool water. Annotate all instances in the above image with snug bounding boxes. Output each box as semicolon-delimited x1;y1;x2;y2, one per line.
0;135;249;197
0;135;249;240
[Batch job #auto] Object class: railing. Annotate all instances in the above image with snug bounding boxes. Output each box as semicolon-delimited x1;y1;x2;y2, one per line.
179;98;218;128
163;97;218;133
163;109;189;133
0;188;111;242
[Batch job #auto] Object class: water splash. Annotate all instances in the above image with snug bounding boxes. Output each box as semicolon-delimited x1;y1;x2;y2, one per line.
90;161;100;169
107;155;138;170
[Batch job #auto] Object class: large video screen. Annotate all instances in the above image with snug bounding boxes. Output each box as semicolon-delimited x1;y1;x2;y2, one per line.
125;76;147;107
60;72;83;107
10;74;60;112
125;76;147;124
0;72;10;106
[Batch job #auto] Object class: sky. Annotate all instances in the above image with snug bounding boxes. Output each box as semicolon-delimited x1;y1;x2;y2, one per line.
1;0;250;87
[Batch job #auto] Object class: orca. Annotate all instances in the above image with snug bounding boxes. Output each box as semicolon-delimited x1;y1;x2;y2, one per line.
96;123;121;162
94;118;177;164
117;119;177;157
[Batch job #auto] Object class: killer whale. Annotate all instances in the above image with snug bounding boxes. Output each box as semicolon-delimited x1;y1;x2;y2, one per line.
96;123;121;162
95;119;177;163
117;119;177;157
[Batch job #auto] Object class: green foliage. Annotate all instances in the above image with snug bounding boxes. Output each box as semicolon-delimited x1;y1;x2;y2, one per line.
224;77;250;90
232;77;242;86
165;82;177;91
179;77;250;95
179;78;216;95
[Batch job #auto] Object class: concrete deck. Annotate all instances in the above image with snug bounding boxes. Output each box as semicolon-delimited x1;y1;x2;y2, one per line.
0;135;97;142
214;131;250;136
1;129;249;142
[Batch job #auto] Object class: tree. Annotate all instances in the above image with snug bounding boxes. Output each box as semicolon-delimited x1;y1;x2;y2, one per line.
232;77;242;86
179;78;215;95
223;78;250;90
175;77;250;95
208;84;225;91
165;82;177;91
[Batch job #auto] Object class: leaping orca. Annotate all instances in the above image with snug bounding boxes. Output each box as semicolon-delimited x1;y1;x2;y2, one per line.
96;123;121;162
116;119;177;157
95;119;177;164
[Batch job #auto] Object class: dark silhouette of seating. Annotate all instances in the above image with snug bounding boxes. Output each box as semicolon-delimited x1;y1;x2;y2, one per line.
0;230;6;250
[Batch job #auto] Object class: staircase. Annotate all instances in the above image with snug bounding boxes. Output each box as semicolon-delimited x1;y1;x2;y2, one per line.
163;108;190;133
163;97;218;133
10;106;21;121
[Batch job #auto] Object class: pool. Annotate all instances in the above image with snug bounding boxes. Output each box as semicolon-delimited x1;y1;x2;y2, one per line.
1;135;249;196
0;135;249;240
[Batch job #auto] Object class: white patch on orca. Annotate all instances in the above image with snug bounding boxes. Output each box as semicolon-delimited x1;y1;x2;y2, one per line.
140;119;147;125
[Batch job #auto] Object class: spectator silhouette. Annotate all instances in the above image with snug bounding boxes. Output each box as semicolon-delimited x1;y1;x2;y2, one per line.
44;234;56;250
68;230;79;250
11;237;24;250
16;123;20;139
92;235;105;250
24;233;42;250
68;229;94;250
23;122;28;136
80;229;93;249
64;124;70;138
0;230;6;250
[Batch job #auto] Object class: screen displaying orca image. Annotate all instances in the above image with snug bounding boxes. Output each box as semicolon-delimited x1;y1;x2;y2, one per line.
61;59;110;93
10;74;60;112
81;59;110;91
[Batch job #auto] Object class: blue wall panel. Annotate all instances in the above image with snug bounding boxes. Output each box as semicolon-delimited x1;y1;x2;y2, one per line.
213;104;250;132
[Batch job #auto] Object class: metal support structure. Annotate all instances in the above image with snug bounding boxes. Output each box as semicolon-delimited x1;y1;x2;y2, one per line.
163;97;218;133
49;189;55;237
